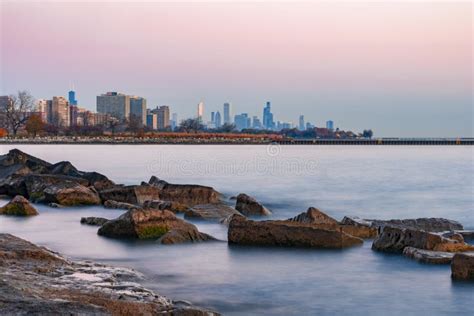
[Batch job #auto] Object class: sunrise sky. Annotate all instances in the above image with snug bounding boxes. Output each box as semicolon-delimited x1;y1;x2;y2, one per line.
0;1;472;136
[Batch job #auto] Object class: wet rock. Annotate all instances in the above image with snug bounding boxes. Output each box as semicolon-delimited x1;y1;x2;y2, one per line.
104;199;138;210
143;200;190;213
369;218;463;232
235;193;271;216
99;185;161;205
340;216;373;227
98;208;216;244
0;195;38;216
148;176;220;206
81;217;109;226
48;202;63;208
0;233;219;315
159;229;217;245
184;203;242;221
289;209;377;239
403;247;454;264
288;207;338;225
372;226;474;253
451;253;474;280
228;216;363;248
43;181;101;206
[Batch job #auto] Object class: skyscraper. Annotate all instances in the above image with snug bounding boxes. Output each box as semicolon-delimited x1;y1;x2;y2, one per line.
234;113;251;131
97;92;131;121
171;113;178;130
130;96;147;126
154;106;170;129
326;120;334;130
214;111;222;128
263;101;274;130
197;101;204;121
223;102;231;124
211;112;215;124
68;90;77;106
299;115;305;131
51;96;70;127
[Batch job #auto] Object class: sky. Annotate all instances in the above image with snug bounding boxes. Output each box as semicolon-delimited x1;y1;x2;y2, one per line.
0;1;472;137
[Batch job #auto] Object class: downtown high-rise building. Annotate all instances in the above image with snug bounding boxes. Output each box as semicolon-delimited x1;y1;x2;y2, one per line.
155;105;170;129
171;113;178;130
68;90;77;106
223;102;231;124
326;120;334;130
299;115;305;131
51;96;70;127
262;101;274;130
214;111;222;128
197;101;204;121
234;113;251;131
130;96;147;126
97;92;131;121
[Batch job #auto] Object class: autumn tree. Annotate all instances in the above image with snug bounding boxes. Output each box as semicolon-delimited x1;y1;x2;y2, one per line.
25;114;45;138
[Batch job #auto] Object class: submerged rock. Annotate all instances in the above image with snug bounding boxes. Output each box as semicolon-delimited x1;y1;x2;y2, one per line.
185;203;242;221
228;215;363;249
372;226;474;253
0;233;219;315
0;195;38;216
98;208;216;244
104;199;138;210
403;247;454;264
81;217;109;226
451;253;474;280
235;193;271;216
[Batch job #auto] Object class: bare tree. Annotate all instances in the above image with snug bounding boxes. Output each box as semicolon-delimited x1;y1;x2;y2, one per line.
4;91;35;136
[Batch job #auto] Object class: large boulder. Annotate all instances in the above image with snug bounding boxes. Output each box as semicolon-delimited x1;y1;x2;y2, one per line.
372;226;474;253
369;218;463;232
235;193;271;216
0;195;38;216
228;215;363;248
451;253;474;280
98;208;216;244
42;182;101;206
99;185;161;205
148;176;220;206
184;203;242;221
289;209;377;239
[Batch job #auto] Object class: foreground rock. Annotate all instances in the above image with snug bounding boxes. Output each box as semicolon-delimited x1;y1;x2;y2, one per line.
0;149;113;206
235;193;271;216
0;233;219;315
185;203;242;221
290;208;378;239
342;216;464;232
228;215;363;248
0;195;38;216
98;208;216;244
451;253;474;280
372;226;474;253
403;247;455;264
81;217;109;226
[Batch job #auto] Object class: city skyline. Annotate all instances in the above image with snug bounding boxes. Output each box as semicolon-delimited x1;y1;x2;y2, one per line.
1;2;471;137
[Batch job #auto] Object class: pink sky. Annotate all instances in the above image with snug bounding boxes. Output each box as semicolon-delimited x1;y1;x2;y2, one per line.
1;1;472;136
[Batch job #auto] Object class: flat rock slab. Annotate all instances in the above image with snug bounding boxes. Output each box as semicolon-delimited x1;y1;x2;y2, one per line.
403;247;454;264
185;203;242;221
451;252;474;280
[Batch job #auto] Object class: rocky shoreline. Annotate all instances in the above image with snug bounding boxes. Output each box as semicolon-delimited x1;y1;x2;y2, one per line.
0;148;473;314
0;233;218;315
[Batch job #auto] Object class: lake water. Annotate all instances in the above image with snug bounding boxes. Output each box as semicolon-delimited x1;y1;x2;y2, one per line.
0;145;473;315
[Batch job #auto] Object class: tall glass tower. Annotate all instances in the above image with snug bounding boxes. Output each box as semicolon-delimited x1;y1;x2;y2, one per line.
68;90;77;105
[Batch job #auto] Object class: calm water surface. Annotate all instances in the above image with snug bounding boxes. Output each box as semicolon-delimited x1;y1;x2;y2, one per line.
0;145;473;315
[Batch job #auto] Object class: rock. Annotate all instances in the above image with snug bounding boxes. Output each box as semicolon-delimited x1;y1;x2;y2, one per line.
81;217;109;226
98;208;216;244
148;176;220;206
369;218;463;232
48;202;62;208
0;195;38;216
43;182;101;206
288;207;338;225
235;193;271;216
228;216;363;248
229;196;237;200
184;203;242;221
403;247;454;264
159;229;217;245
99;185;161;205
289;209;377;239
451;253;474;280
104;199;138;210
340;216;373;227
143;200;190;213
372;226;474;253
0;233;219;315
454;230;474;241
